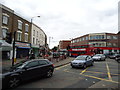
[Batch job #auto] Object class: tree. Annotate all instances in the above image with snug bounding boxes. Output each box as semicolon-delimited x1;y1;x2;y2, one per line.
52;46;58;52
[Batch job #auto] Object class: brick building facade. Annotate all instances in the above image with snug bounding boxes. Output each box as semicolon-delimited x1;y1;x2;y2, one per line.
59;40;71;50
71;33;118;48
0;4;47;59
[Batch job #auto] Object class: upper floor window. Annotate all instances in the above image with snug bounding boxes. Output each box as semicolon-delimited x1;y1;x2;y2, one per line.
107;36;111;39
77;39;79;42
36;39;38;45
82;37;84;41
25;33;28;42
33;30;35;36
2;28;8;39
86;36;89;40
25;24;29;32
33;37;35;44
17;31;22;41
113;36;117;39
18;20;23;30
113;43;117;47
2;15;9;25
107;43;112;46
37;31;38;37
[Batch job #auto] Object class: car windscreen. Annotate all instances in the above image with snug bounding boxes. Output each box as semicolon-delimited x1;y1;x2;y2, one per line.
75;56;87;60
11;60;26;69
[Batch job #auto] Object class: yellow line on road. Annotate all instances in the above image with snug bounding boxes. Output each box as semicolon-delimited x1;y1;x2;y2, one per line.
80;67;88;74
106;62;112;81
63;69;119;84
83;70;120;76
80;74;119;84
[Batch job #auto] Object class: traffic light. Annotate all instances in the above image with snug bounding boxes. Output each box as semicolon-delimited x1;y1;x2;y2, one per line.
5;32;12;44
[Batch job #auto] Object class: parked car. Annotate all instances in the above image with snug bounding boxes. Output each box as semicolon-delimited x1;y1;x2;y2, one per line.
92;54;106;61
104;52;114;58
2;59;54;89
115;54;120;63
71;55;94;69
109;53;119;59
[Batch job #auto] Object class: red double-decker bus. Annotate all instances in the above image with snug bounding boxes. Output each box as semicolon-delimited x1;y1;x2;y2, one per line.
68;44;120;57
68;44;94;57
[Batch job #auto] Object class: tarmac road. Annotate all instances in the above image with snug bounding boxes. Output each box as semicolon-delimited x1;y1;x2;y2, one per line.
16;58;119;89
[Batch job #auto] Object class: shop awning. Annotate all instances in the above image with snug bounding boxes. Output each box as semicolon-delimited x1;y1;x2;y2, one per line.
31;47;39;49
0;40;12;51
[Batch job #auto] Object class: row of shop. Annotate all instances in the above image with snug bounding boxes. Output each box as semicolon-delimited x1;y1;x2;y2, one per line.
1;40;46;60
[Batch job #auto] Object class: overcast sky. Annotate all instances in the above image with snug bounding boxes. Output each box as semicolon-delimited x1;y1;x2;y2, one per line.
0;0;119;49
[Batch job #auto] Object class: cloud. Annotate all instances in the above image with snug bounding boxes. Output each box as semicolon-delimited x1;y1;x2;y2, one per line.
0;0;119;48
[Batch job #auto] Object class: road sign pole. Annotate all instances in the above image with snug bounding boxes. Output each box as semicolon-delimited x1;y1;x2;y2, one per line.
12;31;16;66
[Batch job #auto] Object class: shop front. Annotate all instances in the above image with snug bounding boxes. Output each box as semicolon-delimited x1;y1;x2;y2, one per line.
0;40;12;60
15;42;31;58
31;45;39;58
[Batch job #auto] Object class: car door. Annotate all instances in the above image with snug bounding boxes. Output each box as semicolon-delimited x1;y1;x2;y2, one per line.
86;56;92;66
20;61;40;80
101;55;105;60
38;60;51;76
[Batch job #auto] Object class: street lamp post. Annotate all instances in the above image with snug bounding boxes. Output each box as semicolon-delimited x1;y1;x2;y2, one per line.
31;16;40;23
30;16;40;58
49;37;53;49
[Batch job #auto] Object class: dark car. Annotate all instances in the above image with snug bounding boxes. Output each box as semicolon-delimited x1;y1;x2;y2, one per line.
2;59;54;89
115;54;120;63
71;55;94;69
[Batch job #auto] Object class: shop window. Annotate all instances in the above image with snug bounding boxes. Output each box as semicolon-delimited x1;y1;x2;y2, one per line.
2;15;8;25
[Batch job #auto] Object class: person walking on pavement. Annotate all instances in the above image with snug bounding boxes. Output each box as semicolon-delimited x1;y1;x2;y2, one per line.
30;53;35;59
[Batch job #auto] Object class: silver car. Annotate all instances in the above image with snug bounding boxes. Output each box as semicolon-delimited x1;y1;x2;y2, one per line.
71;55;94;69
92;54;106;61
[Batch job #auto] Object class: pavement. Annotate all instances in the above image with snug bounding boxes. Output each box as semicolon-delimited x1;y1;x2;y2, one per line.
1;56;74;70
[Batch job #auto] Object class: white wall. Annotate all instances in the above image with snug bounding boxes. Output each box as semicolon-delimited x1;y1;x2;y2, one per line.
31;24;46;46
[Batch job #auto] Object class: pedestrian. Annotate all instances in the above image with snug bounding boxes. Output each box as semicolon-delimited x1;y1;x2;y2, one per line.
30;53;35;59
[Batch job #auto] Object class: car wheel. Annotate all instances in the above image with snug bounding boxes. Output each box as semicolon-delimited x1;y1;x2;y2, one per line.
8;77;20;88
46;69;53;78
117;60;120;63
83;64;87;69
91;62;94;66
71;66;74;68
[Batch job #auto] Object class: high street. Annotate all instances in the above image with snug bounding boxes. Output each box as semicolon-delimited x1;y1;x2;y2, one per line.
16;58;119;89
